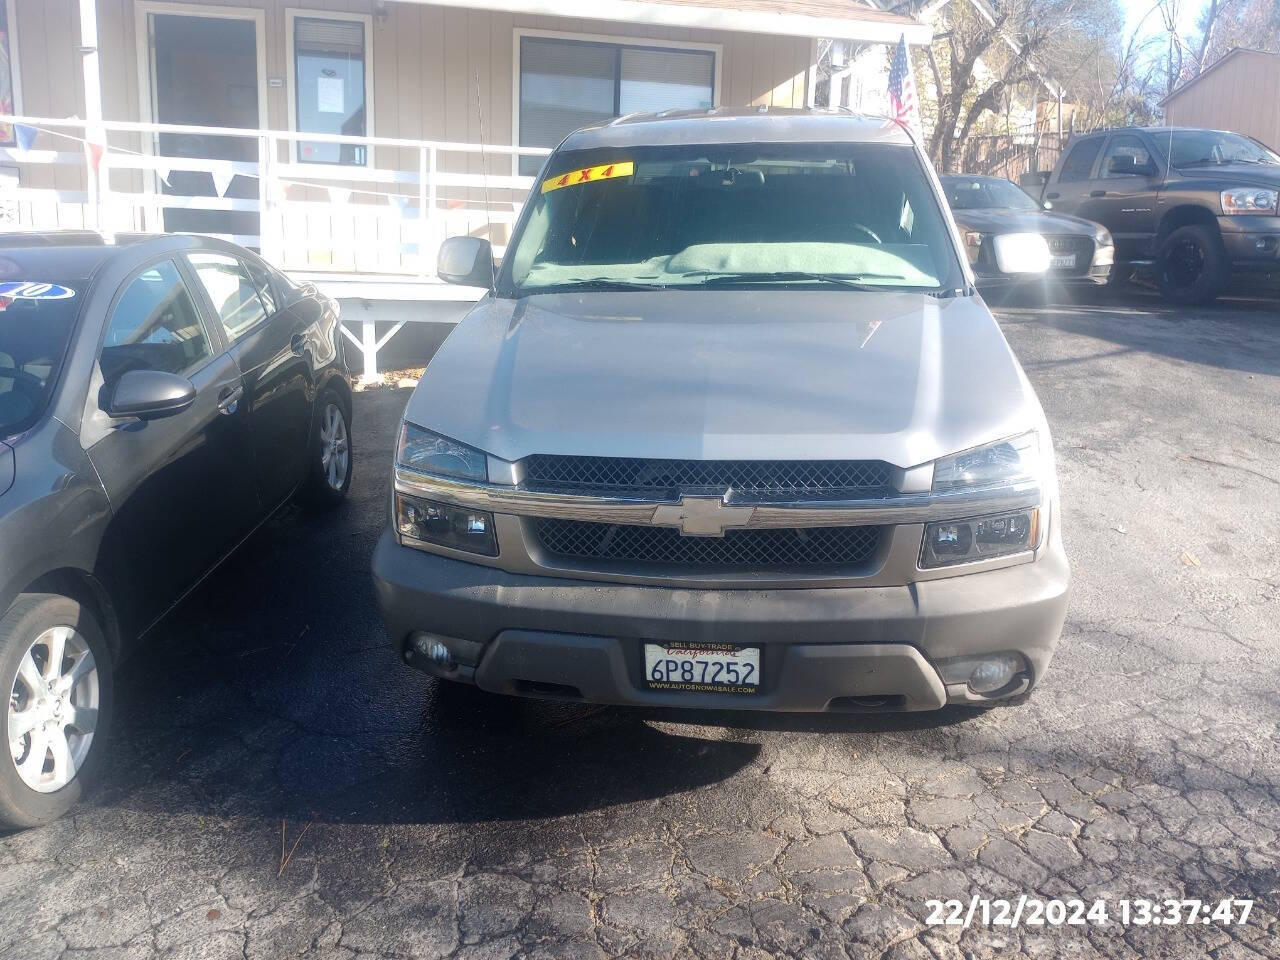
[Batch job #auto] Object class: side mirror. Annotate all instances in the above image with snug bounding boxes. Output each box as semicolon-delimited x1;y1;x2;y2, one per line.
991;233;1050;274
103;369;197;421
437;236;494;288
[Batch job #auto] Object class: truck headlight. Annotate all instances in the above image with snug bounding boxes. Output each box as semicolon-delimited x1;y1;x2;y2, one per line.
932;432;1040;492
396;493;497;556
920;509;1040;568
1221;188;1278;215
397;423;487;481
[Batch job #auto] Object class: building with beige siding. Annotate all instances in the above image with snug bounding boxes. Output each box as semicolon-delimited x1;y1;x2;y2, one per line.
1162;48;1280;152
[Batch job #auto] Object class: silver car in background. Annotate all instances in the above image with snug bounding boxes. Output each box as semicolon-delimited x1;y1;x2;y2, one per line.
373;108;1069;713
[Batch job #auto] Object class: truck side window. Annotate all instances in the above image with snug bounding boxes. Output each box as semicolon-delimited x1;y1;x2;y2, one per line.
1100;135;1152;176
1059;139;1102;182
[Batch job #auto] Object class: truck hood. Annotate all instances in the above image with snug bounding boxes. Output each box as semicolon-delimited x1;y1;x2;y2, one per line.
952;207;1105;237
1171;163;1280;188
0;441;11;497
406;290;1043;469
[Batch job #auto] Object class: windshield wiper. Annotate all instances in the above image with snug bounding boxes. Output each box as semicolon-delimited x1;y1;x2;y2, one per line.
679;271;906;290
520;278;669;295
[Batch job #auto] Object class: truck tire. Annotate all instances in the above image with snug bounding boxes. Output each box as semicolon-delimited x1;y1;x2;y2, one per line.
1155;224;1227;305
0;593;113;829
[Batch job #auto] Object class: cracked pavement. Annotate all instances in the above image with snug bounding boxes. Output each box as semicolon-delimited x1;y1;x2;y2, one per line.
1;287;1278;959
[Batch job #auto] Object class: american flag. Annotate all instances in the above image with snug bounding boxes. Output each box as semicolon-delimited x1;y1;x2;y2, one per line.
887;34;922;142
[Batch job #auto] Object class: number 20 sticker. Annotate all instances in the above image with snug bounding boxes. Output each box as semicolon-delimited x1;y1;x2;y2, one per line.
0;281;77;300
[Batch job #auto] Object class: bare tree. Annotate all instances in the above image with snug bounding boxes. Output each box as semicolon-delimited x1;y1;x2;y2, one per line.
1195;0;1280;68
906;0;1125;172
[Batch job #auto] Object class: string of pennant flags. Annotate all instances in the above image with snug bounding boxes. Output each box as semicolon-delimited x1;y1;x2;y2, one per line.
6;121;452;216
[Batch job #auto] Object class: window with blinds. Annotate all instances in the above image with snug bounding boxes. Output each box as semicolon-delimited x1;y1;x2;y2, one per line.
518;36;715;175
293;17;368;166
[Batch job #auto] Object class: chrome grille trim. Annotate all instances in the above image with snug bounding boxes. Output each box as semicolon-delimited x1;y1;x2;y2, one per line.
520;455;893;497
395;468;1042;529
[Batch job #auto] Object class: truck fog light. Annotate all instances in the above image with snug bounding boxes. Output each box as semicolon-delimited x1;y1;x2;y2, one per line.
967;655;1020;693
397;493;497;556
413;633;456;669
920;509;1038;568
937;653;1028;695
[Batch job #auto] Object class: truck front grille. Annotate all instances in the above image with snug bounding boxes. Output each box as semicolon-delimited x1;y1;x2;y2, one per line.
520;456;892;498
532;519;883;571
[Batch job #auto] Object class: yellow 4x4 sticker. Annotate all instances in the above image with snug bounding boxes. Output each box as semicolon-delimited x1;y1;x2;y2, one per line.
541;161;634;194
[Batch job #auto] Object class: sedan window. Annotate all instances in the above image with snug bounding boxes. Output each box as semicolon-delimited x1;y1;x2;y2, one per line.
0;282;82;438
189;253;269;340
244;260;278;315
101;260;213;383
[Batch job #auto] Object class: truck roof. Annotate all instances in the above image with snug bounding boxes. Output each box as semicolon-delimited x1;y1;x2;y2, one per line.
559;108;915;151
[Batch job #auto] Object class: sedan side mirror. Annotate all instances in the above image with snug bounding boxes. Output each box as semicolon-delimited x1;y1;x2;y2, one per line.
103;369;197;421
437;236;494;288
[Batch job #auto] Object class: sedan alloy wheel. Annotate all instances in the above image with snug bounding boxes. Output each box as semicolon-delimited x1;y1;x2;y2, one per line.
8;625;99;793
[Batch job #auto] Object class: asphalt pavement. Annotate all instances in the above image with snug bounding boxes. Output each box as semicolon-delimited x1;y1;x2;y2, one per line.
2;287;1278;959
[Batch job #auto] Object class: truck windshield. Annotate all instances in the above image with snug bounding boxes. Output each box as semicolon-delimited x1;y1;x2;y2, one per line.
0;283;82;438
1152;131;1279;168
941;177;1040;211
502;142;962;295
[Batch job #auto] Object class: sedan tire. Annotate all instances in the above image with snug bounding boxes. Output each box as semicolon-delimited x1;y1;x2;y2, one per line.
303;388;354;507
0;593;113;829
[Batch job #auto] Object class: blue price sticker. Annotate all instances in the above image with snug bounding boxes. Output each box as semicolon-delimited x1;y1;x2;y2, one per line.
0;281;77;300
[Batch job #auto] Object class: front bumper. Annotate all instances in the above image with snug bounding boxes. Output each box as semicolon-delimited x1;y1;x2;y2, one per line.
1219;215;1280;269
372;525;1070;712
973;264;1111;286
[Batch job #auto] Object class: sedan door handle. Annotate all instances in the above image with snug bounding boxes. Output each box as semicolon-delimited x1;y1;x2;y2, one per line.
1045;192;1059;199
217;384;244;415
1090;190;1107;197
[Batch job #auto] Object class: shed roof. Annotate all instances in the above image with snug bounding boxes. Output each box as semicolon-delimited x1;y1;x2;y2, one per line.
1161;48;1280;107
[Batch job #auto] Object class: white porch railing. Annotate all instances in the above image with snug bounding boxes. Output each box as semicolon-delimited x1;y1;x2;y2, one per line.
0;114;549;276
0;114;550;379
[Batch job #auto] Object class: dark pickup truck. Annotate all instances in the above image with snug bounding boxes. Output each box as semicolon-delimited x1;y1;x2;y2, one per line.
1037;126;1279;304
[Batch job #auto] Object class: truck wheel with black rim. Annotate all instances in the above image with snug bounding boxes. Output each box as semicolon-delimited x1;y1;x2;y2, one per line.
0;594;113;829
1155;224;1227;305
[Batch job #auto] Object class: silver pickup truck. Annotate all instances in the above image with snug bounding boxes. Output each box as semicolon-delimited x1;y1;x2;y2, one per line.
373;109;1069;713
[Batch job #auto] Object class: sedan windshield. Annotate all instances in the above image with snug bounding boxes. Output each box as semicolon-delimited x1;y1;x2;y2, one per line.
1151;130;1279;167
941;176;1040;211
0;283;82;438
502;142;962;295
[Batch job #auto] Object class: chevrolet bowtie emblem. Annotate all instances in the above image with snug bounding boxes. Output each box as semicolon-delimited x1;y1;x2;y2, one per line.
650;496;756;537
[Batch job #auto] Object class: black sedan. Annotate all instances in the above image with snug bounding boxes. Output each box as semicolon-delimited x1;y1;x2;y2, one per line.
940;175;1115;287
0;232;352;828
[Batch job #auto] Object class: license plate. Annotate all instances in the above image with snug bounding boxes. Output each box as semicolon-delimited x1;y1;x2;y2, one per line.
1050;254;1077;269
643;642;761;694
